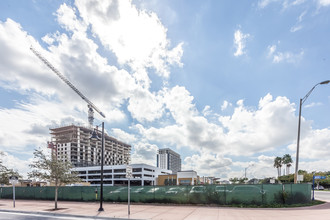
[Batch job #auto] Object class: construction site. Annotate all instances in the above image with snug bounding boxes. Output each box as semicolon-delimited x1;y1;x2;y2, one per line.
50;125;131;167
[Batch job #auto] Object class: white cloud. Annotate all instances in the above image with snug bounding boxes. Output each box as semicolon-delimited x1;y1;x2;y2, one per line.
290;25;303;32
288;128;330;159
318;0;330;7
182;152;232;177
111;128;137;144
127;88;164;122
233;29;250;57
221;100;232;111
267;44;304;63
202;105;212;116
258;0;305;9
75;0;183;83
304;102;323;108
219;94;298;155
290;11;306;32
0;1;183;174
131;142;158;166
298;10;307;22
258;0;279;9
0;151;31;178
136;91;299;158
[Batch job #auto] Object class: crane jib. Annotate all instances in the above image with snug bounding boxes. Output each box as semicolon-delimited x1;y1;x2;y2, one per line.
30;47;106;127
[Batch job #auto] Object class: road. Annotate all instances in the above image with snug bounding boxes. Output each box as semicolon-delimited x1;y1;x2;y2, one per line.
0;211;104;220
313;190;330;202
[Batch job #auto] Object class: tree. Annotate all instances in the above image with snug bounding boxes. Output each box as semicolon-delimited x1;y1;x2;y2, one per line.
229;177;239;184
282;154;293;175
238;177;248;184
0;151;21;185
273;156;282;178
28;149;81;210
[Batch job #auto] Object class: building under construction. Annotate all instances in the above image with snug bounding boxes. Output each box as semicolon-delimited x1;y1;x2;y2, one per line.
50;125;131;167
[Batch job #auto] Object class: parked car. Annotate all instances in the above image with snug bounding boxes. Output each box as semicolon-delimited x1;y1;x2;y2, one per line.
314;185;325;190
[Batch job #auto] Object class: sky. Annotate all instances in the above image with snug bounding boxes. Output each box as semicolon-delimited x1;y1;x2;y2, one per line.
0;0;330;181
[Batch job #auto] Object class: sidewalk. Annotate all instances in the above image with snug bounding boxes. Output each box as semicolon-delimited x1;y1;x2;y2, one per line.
1;199;330;220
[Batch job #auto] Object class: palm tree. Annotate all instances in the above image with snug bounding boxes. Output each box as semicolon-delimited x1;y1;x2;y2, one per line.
282;154;293;175
273;156;282;178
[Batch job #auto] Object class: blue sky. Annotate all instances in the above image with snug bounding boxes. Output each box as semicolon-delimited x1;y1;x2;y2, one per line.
0;0;330;180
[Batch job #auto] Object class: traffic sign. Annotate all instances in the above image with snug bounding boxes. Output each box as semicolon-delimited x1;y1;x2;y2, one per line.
314;176;326;179
126;165;132;178
9;176;18;185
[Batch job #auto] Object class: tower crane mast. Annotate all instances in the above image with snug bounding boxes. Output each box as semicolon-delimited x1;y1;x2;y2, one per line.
30;47;105;127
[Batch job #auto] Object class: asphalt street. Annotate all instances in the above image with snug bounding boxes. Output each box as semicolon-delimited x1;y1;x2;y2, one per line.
0;211;96;220
314;190;330;202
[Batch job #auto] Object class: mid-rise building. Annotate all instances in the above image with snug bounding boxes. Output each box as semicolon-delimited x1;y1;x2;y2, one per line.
50;125;131;167
157;148;181;174
74;164;171;186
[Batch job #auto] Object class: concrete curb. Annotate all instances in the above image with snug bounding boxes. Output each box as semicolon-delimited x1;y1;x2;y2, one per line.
0;209;139;220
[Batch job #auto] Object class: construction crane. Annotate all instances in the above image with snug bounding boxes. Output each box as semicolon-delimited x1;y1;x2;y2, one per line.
30;46;105;127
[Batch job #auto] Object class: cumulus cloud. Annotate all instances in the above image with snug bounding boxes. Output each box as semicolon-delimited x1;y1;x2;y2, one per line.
0;151;31;178
127;88;165;122
75;0;183;83
233;29;250;57
111;128;137;144
288;128;330;159
219;94;299;155
183;152;232;177
0;0;183;166
131;142;158;165
137;91;301;160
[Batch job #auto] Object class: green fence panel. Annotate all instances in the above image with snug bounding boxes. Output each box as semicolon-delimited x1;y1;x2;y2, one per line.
81;186;98;201
225;184;264;205
33;187;54;200
283;183;311;204
130;186;149;203
104;186;127;202
262;184;283;204
58;186;83;201
156;185;189;204
0;187;12;199
0;184;312;205
15;187;35;200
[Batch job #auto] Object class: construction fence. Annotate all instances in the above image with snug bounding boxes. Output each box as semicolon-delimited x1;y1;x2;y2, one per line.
0;184;311;205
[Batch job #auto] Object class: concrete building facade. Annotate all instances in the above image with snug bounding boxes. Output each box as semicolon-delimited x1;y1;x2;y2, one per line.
50;125;131;167
157;170;198;185
74;164;171;186
157;148;181;174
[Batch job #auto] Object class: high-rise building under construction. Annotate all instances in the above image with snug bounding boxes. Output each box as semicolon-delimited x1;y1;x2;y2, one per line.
50;125;131;167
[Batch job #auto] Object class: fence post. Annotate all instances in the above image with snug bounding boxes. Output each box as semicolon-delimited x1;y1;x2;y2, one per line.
261;184;264;204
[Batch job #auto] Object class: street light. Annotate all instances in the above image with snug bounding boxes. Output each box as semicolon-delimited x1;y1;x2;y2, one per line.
294;80;330;184
90;122;105;211
244;164;254;179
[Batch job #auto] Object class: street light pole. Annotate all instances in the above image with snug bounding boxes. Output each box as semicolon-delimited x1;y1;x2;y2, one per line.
90;122;105;211
99;122;105;211
294;80;330;183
